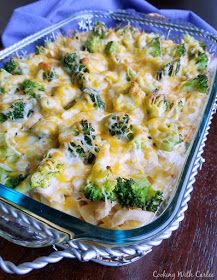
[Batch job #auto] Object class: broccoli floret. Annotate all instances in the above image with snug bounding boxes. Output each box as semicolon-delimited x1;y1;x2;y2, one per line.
184;34;208;72
20;79;44;98
62;52;80;72
30;159;64;188
7;101;26;120
62;53;88;89
84;180;116;201
84;177;163;212
0;113;7;123
172;43;186;59
83;21;107;53
83;88;105;110
0;134;19;163
156;60;181;80
68;142;97;164
148;119;181;152
184;35;208;64
0;167;24;188
107;114;134;141
199;41;206;50
105;41;121;63
43;69;58;82
105;41;119;55
0;87;5;94
3;58;22;75
0;101;33;122
0;167;10;186
195;53;208;72
156;43;185;80
146;95;170;119
145;190;164;212
84;182;103;200
92;21;107;39
181;74;208;93
9;101;32;120
7;174;25;188
84;35;102;53
114;177;163;211
67;120;100;164
147;37;161;57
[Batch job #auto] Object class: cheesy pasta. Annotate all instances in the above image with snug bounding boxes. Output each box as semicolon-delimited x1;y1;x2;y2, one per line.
0;22;209;229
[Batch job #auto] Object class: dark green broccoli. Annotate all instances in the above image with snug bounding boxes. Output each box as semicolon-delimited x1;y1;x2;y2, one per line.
0;167;24;188
62;52;80;72
92;21;107;39
0;87;5;94
0;101;33;122
84;182;103;200
114;177;163;211
156;60;181;80
84;181;116;201
62;53;88;89
181;74;208;93
199;41;206;50
105;41;119;55
0;113;7;123
84;177;163;212
184;35;208;71
195;52;208;72
68;142;97;164
83;35;102;53
3;58;22;75
6;101;26;120
145;190;164;212
7;174;25;188
20;79;45;98
43;69;58;82
172;43;186;59
67;120;99;164
147;37;161;57
107;114;134;141
83;88;105;110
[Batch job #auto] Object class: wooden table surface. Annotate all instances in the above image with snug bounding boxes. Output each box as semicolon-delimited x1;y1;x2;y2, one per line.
0;1;216;279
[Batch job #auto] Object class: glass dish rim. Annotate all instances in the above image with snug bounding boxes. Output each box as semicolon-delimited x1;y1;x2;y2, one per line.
0;9;216;245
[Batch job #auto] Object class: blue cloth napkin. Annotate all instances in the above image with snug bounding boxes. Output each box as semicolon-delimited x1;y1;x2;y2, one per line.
2;0;217;47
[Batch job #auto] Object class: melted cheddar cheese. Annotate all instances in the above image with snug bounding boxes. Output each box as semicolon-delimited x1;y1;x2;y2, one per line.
0;23;210;229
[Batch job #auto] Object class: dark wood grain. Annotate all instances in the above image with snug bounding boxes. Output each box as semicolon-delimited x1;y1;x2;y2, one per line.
0;1;216;279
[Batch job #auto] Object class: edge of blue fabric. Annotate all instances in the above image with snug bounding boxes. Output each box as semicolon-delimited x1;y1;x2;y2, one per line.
1;0;217;48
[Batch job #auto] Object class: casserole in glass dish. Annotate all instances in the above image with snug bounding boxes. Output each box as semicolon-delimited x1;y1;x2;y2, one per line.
0;10;216;274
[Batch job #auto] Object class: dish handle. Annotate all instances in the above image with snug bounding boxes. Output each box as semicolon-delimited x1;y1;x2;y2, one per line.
0;199;70;248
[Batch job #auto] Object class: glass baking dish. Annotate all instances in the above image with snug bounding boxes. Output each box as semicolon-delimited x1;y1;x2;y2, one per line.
0;9;216;250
